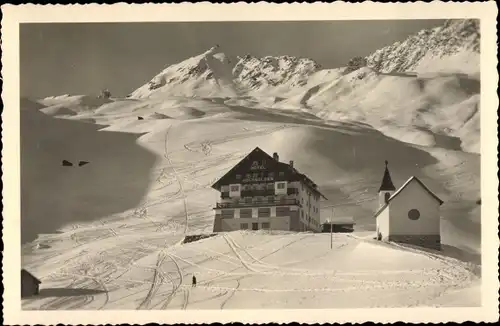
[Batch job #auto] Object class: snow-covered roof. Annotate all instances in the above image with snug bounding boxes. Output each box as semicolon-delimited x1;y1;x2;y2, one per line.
21;269;41;284
374;176;444;218
324;216;355;224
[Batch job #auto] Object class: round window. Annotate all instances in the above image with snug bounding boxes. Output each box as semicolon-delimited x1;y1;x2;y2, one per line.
408;209;420;220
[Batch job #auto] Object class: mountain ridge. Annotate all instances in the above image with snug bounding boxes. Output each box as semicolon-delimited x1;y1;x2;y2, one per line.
127;19;479;99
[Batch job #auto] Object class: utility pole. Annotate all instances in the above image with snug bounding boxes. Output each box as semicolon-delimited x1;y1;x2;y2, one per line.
330;207;334;249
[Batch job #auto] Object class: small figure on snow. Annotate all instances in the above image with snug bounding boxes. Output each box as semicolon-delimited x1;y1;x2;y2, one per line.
192;274;197;287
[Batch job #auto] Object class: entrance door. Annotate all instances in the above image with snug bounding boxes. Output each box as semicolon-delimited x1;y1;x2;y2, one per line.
252;223;258;230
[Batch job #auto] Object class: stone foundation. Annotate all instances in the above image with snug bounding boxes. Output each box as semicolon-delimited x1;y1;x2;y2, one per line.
386;234;441;251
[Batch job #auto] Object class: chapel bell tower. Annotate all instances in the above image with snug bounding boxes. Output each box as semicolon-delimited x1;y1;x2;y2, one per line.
378;160;396;207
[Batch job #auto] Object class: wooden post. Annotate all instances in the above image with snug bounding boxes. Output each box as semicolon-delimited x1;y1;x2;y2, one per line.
330;207;334;249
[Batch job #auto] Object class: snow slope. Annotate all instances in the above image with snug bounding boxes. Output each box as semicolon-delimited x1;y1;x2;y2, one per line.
22;231;479;310
20;18;482;310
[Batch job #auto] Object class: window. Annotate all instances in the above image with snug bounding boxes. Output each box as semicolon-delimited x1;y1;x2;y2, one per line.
241;223;248;230
221;210;235;218
277;182;286;189
240;209;252;218
408;209;421;220
252;223;259;230
258;208;271;217
268;172;274;178
236;174;242;180
261;222;270;229
230;185;240;192
245;197;252;204
267;196;274;203
384;192;391;203
279;172;285;177
301;198;304;204
301;210;304;218
276;206;290;217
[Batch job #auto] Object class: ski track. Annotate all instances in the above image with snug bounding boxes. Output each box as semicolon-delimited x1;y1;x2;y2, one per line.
163;124;190;234
220;277;242;309
160;253;185;310
137;251;167;310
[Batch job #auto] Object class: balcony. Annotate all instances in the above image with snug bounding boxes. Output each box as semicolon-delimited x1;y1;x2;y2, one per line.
240;189;275;197
214;198;301;209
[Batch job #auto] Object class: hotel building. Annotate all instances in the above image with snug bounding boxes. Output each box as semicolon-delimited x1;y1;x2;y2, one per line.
211;147;327;232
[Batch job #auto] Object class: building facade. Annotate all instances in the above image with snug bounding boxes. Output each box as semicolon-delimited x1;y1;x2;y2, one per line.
212;147;327;232
374;161;443;250
21;269;41;298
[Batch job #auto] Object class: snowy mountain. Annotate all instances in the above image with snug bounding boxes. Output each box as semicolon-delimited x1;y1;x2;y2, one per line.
129;19;479;101
130;45;240;99
365;19;480;75
129;46;323;99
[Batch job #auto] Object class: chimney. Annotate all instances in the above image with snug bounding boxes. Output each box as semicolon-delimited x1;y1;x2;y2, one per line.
289;160;294;168
273;152;279;161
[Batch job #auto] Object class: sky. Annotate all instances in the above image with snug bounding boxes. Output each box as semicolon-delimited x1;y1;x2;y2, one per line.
20;20;446;98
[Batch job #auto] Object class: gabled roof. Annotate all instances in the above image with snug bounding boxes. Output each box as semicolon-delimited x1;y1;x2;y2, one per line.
374;176;444;218
211;147;273;189
211;147;328;200
21;269;41;284
379;160;396;192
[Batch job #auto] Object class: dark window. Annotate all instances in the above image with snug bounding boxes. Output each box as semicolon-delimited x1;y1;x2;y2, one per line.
301;210;304;218
252;223;259;230
230;185;240;192
221;210;235;218
276;206;290;217
266;183;274;189
236;174;242;180
279;172;285;177
258;208;271;217
240;209;252;218
408;209;421;220
277;182;286;189
384;192;391;203
261;222;270;229
241;223;248;230
268;172;274;178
